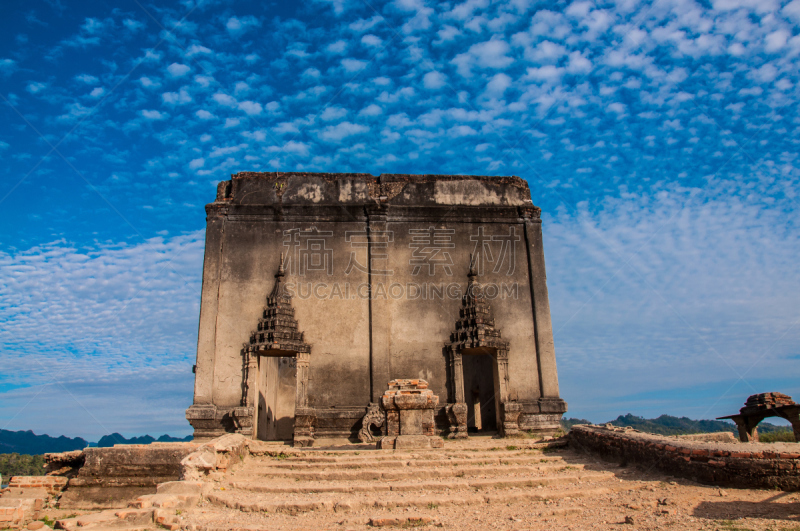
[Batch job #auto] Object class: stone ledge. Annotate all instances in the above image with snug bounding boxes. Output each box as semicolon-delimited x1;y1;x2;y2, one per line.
570;424;800;490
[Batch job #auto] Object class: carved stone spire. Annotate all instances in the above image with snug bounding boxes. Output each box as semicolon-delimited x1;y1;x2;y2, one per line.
247;255;310;355
448;256;508;352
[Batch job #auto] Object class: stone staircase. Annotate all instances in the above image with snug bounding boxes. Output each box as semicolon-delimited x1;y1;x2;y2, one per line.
46;437;648;530
197;438;640;524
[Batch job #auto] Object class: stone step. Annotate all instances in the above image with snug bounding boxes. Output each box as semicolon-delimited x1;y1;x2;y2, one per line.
248;454;568;470
206;483;640;515
248;449;562;463
234;462;587;482
54;508;155;530
230;471;613;494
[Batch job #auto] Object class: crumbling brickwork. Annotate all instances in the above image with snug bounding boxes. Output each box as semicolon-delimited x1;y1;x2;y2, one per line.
571;425;800;490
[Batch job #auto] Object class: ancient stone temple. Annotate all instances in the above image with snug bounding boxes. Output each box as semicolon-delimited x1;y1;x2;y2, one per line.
186;172;567;446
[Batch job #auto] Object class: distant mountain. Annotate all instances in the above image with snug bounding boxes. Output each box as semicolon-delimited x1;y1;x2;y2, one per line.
0;429;87;455
0;429;193;455
562;413;789;437
95;433;193;448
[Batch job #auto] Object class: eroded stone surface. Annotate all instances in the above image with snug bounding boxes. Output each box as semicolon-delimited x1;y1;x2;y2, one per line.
379;380;443;449
186;172;568;445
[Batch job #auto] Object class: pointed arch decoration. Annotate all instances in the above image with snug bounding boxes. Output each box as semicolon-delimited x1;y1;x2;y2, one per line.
241;255;314;446
445;255;521;438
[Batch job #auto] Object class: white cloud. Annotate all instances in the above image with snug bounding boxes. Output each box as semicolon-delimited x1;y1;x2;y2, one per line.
162;88;192;105
189;158;205;169
566;51;592;73
423;71;447;89
452;38;513;77
320;106;348;121
226;15;260;35
0;234;204;438
359;104;383;116
783;0;800;20
194;75;214;87
361;34;382;47
75;74;98;84
89;87;104;98
123;18;144;32
387;113;413;127
238;101;263;115
209;143;247;157
319;121;369;141
139;77;160;88
765;29;790;52
195;110;215;120
302;68;321;80
26;82;47;94
186;44;212;56
527;40;567;63
524;65;563;82
435;25;461;44
444;0;490;21
166;63;190;77
212;93;237;107
267;140;310;156
141;109;166;120
607;102;627;115
393;0;433;33
484;72;512;97
342;58;368;72
712;0;779;12
447;124;478;137
326;40;348;54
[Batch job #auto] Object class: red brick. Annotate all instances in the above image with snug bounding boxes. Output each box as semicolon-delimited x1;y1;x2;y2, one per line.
780;453;800;459
731;452;751;458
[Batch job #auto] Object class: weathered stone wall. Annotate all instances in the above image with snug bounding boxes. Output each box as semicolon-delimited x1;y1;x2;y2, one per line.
188;172;568;441
570;425;800;490
58;443;199;509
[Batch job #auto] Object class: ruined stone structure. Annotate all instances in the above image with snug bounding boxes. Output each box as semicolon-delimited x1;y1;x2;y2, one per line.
570;424;800;491
378;379;444;449
718;393;800;443
186;172;567;445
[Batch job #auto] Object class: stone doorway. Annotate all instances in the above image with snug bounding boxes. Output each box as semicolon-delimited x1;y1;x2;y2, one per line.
462;353;498;433
243;255;314;447
256;356;296;441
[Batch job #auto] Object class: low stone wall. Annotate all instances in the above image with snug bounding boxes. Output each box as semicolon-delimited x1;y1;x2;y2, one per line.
7;476;68;496
57;442;199;509
570;425;800;490
0;476;68;527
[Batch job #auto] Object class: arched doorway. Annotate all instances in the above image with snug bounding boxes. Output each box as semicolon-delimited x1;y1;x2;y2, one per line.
243;255;313;447
445;257;518;438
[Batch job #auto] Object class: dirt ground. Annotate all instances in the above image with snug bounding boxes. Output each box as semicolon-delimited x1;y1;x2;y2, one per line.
170;448;800;531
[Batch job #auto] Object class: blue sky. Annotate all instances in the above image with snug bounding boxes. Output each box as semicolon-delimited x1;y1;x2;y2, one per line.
1;0;799;439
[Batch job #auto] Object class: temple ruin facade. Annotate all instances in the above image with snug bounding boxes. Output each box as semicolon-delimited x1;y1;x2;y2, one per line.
186;172;567;446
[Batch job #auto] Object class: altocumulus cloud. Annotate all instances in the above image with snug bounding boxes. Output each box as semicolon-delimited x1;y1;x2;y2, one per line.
1;0;799;430
0;233;205;438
